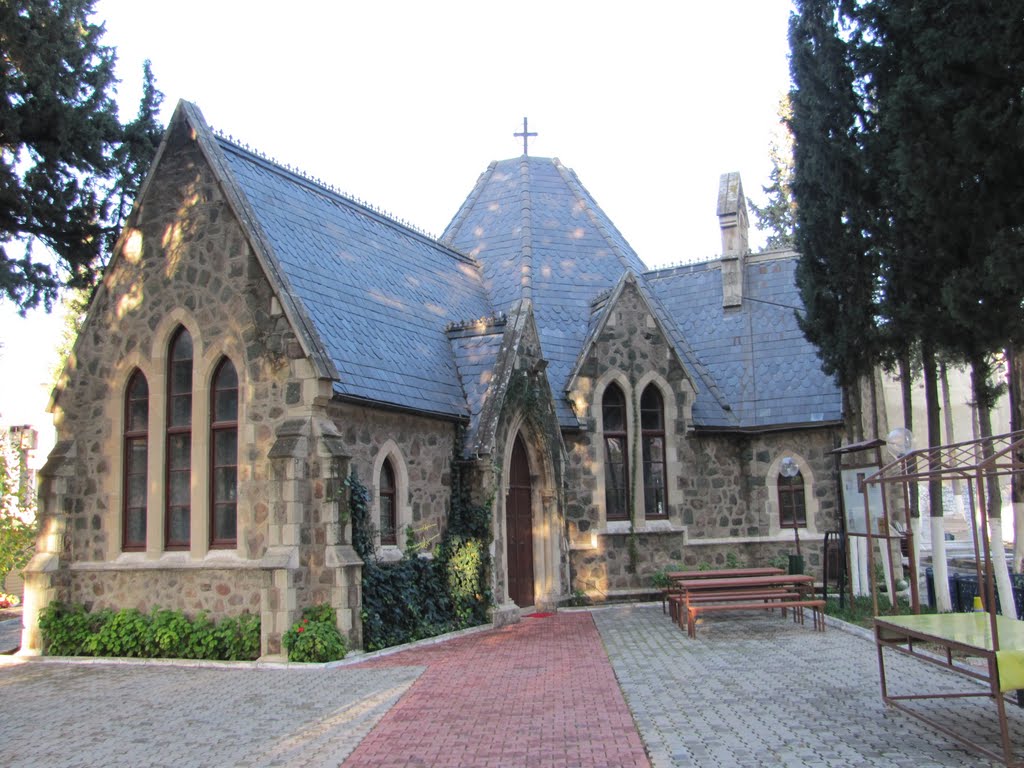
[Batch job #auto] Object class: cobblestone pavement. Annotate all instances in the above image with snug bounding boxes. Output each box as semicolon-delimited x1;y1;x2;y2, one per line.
1;605;1023;766
0;659;422;767
594;602;1023;767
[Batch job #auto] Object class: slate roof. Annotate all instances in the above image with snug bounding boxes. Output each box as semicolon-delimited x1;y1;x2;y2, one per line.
218;139;493;418
194;101;839;434
448;322;506;450
645;253;843;428
442;157;649;427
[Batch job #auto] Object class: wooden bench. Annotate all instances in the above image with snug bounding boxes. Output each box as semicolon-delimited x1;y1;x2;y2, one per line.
660;567;786;614
686;599;826;638
668;589;801;630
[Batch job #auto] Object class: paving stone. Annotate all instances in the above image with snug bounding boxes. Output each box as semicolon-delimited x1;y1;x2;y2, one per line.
592;602;1023;767
3;604;1024;766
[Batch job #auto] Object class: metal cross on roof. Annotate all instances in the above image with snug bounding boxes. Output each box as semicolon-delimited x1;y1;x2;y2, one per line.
514;117;537;155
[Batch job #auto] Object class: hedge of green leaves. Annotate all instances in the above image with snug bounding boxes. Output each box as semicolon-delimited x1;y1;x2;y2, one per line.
38;603;260;660
349;466;493;652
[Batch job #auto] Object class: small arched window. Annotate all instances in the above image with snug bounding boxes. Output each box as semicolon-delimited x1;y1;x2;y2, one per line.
778;468;807;528
210;358;238;548
641;385;667;518
165;327;193;549
603;383;629;521
379;458;397;545
123;370;148;551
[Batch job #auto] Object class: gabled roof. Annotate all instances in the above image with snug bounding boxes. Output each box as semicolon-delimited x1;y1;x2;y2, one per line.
566;271;736;426
645;252;843;428
181;103;494;419
151;103;839;433
442;157;648;427
448;316;506;453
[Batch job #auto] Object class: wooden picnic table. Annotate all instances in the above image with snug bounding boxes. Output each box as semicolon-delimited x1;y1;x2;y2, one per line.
670;573;821;638
667;567;785;583
661;568;785;615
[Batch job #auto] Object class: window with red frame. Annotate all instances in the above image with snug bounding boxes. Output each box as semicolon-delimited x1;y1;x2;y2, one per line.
210;358;238;548
641;385;668;518
778;470;807;527
123;369;148;551
379;458;396;545
166;327;192;549
603;384;629;521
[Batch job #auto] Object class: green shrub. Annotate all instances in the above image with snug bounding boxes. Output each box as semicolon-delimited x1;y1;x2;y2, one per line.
149;607;195;657
651;563;685;589
282;604;347;662
214;612;261;660
351;448;494;652
38;602;95;656
444;536;488;627
360;558;455;651
38;603;260;661
95;608;151;657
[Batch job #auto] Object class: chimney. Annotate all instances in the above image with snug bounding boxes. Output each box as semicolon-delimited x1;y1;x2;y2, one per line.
717;172;749;308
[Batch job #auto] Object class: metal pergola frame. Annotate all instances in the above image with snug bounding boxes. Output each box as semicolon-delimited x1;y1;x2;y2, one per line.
862;429;1024;767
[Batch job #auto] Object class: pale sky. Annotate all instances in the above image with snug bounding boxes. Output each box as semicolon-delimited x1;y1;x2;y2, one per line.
0;0;796;445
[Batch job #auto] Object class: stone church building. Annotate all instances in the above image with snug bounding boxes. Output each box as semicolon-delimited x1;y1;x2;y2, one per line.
22;102;843;655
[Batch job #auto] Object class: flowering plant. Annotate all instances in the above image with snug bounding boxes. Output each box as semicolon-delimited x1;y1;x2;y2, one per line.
282;604;347;663
0;592;20;609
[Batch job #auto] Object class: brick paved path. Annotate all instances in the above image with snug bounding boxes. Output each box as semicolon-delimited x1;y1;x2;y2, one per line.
345;611;649;767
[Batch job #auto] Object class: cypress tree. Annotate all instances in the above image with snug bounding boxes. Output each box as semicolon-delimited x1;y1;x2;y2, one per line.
789;0;879;439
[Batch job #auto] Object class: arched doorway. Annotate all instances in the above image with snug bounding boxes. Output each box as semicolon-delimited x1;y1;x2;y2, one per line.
506;435;535;607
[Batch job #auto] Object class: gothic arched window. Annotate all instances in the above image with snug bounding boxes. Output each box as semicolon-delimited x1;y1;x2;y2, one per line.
123;369;148;551
603;384;629;521
165;327;193;549
778;468;807;527
641;385;667;518
379;458;397;545
210;358;238;548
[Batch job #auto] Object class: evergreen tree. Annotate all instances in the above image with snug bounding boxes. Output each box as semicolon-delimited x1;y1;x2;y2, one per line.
792;0;1024;609
749;96;795;250
789;0;879;436
0;0;164;312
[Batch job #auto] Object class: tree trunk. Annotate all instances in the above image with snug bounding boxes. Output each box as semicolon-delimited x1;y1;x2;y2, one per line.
1008;346;1024;574
972;357;1016;618
899;354;921;588
940;362;962;501
923;343;952;610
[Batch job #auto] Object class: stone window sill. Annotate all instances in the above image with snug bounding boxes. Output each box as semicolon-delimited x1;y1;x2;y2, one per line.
73;551;258;571
601;520;686;536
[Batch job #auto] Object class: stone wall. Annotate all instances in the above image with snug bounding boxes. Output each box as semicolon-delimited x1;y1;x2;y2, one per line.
325;400;457;555
563;279;843;598
26;114;343;655
568;424;840;597
68;566;266;616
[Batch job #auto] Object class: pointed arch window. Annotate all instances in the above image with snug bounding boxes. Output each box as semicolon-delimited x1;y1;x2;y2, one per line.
210;358;238;548
603;383;629;521
123;370;148;551
641;385;667;518
379;458;397;546
778;468;807;527
166;327;192;549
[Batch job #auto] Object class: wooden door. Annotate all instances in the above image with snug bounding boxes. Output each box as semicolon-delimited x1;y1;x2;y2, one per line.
506;436;535;607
